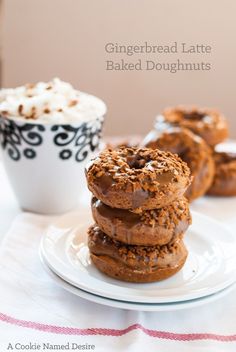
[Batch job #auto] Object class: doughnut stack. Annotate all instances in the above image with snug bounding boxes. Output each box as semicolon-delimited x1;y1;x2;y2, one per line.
85;147;192;283
143;106;235;200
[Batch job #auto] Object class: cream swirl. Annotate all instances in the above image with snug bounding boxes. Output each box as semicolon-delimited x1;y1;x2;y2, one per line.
0;78;106;124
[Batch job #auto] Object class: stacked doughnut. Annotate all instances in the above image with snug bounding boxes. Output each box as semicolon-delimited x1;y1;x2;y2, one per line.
143;106;234;200
85;147;192;283
207;145;236;196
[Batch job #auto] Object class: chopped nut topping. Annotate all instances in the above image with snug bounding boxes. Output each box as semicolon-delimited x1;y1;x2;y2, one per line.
26;106;37;119
18;104;24;115
44;108;50;114
69;99;78;107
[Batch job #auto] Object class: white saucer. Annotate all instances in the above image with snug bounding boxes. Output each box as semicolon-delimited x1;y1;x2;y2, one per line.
40;254;236;311
40;208;236;304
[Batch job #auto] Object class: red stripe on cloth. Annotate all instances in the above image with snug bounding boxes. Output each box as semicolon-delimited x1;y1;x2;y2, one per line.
0;312;236;341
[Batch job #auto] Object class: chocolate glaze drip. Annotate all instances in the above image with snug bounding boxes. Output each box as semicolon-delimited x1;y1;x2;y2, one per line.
93;198;139;229
99;173;114;195
155;171;174;184
132;189;149;208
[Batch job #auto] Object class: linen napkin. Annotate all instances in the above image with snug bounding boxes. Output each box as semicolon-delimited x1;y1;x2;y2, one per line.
0;211;236;352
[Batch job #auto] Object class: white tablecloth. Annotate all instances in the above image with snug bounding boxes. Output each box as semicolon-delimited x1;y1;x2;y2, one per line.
0;162;236;352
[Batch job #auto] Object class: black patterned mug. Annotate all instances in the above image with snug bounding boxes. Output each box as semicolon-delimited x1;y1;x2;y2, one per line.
0;114;105;213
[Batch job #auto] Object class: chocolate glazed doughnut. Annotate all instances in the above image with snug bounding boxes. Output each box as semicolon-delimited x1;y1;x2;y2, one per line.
156;106;228;146
207;149;236;196
92;197;191;246
88;225;188;283
85;147;191;210
142;127;215;202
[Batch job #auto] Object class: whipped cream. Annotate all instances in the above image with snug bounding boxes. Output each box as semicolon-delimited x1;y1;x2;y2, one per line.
0;78;106;124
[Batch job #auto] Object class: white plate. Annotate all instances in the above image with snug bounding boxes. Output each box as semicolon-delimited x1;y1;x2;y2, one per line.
40;208;236;304
40;254;236;311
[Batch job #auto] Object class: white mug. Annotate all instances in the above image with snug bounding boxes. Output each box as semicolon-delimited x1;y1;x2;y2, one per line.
0;115;105;214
